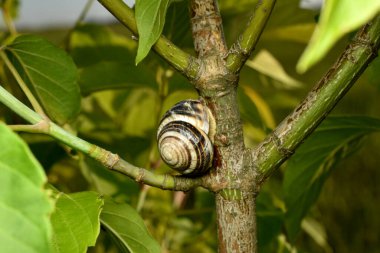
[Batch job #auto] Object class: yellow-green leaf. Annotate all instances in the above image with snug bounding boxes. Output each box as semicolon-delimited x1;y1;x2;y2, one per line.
297;0;380;73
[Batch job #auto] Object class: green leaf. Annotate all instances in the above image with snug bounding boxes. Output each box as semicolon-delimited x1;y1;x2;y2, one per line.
284;116;380;241
79;61;156;94
135;0;170;64
6;34;81;124
101;198;161;253
246;50;303;89
50;191;104;253
0;123;54;253
297;0;380;73
257;192;284;249
69;24;157;94
163;0;193;48
69;24;136;68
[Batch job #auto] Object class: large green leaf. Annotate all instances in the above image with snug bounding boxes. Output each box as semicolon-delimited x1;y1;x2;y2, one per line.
101;198;161;253
69;24;157;94
297;0;380;72
284;116;380;241
6;34;80;124
135;0;170;64
257;191;284;250
50;191;104;253
163;0;193;48
79;61;156;94
0;123;54;253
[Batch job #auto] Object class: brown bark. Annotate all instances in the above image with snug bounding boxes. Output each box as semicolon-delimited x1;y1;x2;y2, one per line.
189;0;258;252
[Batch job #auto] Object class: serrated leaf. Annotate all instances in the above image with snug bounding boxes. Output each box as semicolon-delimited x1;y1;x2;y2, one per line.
6;34;80;124
0;123;54;253
135;0;170;64
101;198;161;253
297;0;380;73
50;191;104;253
284;116;380;241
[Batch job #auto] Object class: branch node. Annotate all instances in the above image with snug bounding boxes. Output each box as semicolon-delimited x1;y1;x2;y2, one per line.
271;133;294;158
136;168;145;183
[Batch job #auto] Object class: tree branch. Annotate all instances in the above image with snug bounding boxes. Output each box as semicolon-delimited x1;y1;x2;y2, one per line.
226;0;276;74
97;0;200;80
253;16;380;184
0;85;215;191
189;0;227;58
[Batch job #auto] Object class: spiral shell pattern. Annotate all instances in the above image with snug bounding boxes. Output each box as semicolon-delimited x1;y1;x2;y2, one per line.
157;99;215;175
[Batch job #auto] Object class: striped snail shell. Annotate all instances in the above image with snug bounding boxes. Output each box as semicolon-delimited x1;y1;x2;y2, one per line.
157;99;216;176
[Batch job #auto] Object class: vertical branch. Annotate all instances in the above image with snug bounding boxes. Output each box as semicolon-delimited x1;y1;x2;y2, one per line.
189;0;227;58
189;1;258;252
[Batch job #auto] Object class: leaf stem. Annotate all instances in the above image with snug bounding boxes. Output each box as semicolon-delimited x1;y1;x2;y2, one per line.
0;51;47;116
75;0;95;26
97;0;200;80
254;15;380;183
226;0;276;73
1;4;17;35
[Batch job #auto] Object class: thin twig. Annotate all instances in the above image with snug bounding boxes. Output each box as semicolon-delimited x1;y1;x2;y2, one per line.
1;4;17;35
226;0;276;74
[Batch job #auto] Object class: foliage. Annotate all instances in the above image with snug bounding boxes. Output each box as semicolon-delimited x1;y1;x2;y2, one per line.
0;0;379;252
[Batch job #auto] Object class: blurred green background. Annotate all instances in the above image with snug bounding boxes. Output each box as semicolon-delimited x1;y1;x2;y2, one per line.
1;0;380;252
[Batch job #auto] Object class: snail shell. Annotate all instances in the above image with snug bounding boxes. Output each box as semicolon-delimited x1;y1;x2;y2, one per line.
157;99;216;176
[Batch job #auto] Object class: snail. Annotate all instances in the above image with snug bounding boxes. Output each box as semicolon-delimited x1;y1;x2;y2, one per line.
157;99;216;176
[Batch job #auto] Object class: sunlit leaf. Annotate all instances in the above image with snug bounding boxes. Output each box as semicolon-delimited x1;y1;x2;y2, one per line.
297;0;380;73
0;123;54;253
301;218;332;251
50;191;103;253
263;23;315;44
246;50;303;89
135;0;170;64
101;198;161;253
241;85;276;129
6;34;80;124
284;116;380;241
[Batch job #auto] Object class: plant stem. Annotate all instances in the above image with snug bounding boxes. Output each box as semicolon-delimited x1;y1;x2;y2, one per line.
254;15;380;183
189;1;258;252
226;0;276;74
189;0;227;57
0;85;42;124
75;0;94;26
97;0;200;80
1;4;17;35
